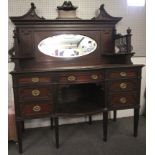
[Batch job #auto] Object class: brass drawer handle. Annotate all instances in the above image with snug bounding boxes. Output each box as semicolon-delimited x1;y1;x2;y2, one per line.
120;72;127;77
33;105;41;112
32;77;39;83
120;83;127;89
32;89;40;96
119;97;127;104
91;74;98;80
67;75;76;81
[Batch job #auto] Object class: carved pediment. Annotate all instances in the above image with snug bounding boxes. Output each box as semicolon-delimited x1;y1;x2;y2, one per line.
92;4;122;24
10;3;45;23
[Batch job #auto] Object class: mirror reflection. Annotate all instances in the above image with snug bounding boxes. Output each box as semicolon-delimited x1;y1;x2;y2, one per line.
38;34;97;58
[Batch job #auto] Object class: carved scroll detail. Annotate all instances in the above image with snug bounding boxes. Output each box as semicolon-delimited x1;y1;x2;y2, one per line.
8;45;15;62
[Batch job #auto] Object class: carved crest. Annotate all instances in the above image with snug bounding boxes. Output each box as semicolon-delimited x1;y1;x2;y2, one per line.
57;1;78;11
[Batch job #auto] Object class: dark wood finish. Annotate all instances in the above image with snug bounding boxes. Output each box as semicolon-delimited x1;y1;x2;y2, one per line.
9;2;144;152
103;111;108;141
113;110;117;122
16;120;23;153
134;108;140;137
21;102;51;117
21;120;25;132
57;71;104;84
108;92;138;109
50;117;54;129
88;115;92;125
54;117;59;148
106;68;138;79
108;79;138;92
18;87;50;100
18;76;51;84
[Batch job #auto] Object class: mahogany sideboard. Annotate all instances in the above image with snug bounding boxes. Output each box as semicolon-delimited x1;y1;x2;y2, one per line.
9;2;144;153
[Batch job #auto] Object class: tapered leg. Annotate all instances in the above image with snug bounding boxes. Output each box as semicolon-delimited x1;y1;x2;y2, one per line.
21;120;25;132
103;111;108;141
16;120;23;153
134;108;140;137
50;117;54;129
54;117;59;148
113;110;117;122
88;115;92;125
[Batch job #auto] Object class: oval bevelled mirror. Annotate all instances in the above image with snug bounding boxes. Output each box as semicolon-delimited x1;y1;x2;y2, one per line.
38;34;97;58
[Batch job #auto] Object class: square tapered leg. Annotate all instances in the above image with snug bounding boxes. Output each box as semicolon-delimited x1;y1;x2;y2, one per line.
88;115;92;125
50;117;54;129
134;108;140;137
113;110;117;122
103;111;108;141
54;117;59;148
16;120;23;153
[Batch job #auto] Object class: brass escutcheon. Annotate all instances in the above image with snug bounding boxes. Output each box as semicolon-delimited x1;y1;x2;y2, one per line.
33;105;41;112
120;72;127;77
91;74;98;80
119;97;127;104
120;82;127;89
67;75;76;81
32;89;40;96
32;77;39;83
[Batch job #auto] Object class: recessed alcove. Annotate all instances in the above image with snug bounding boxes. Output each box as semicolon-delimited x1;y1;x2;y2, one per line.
57;83;104;115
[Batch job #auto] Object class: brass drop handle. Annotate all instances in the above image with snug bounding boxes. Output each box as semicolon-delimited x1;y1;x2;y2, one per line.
67;75;76;81
32;77;39;83
32;89;40;96
119;97;127;104
120;72;127;77
91;74;98;80
33;105;41;112
120;83;127;89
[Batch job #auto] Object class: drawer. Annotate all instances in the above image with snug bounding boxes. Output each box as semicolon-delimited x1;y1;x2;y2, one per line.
18;87;50;100
21;102;51;117
18;76;51;84
58;71;104;84
108;80;138;92
106;68;137;79
108;93;138;108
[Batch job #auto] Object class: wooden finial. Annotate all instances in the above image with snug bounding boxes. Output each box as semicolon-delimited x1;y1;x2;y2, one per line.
127;27;132;34
31;3;36;9
100;4;105;11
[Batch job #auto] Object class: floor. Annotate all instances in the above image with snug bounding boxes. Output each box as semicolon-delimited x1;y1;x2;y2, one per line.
8;116;146;155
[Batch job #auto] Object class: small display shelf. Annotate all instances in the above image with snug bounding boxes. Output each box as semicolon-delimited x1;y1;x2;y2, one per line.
102;52;135;56
102;52;135;64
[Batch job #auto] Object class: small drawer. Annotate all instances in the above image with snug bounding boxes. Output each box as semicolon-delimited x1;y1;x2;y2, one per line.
18;87;50;100
58;72;104;84
18;76;51;84
108;93;137;108
108;80;138;92
21;102;51;117
106;69;137;79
